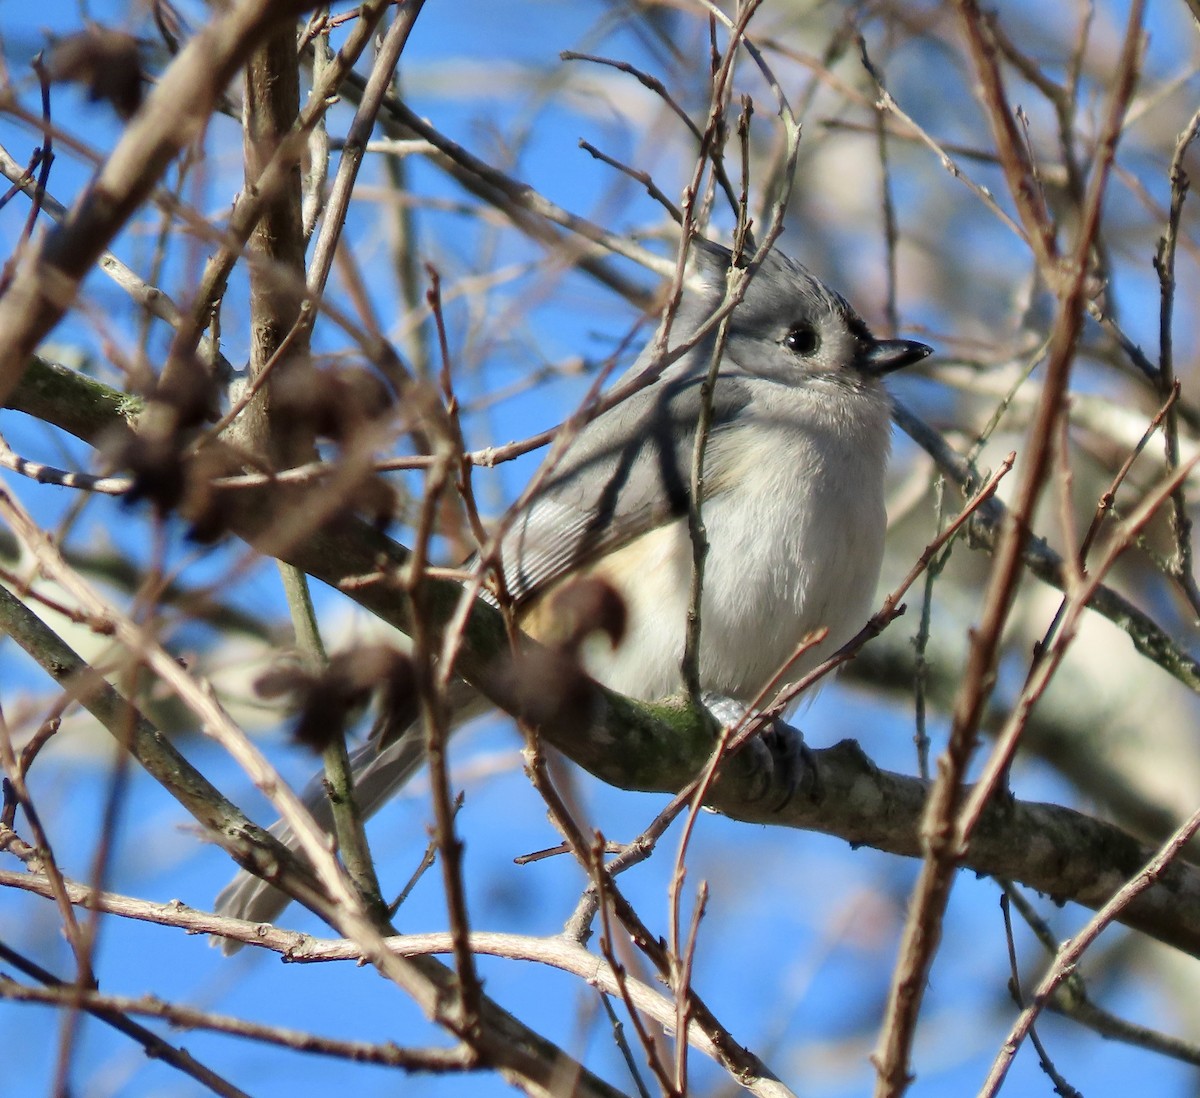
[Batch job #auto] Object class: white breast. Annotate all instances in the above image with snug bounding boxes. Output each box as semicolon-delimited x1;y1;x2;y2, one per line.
580;379;893;704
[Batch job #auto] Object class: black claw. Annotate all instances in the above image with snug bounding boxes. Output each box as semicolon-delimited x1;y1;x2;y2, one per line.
756;719;819;810
733;717;817;810
699;694;818;810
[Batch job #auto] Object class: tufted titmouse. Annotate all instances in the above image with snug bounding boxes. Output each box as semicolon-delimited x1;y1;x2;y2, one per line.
214;242;931;939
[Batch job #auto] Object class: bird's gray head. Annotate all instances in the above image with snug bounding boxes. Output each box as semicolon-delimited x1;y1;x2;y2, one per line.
679;241;931;388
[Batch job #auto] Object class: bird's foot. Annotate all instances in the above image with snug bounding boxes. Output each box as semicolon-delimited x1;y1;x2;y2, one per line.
700;693;817;810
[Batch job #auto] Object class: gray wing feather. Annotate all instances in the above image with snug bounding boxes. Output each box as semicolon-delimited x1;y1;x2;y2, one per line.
501;373;752;603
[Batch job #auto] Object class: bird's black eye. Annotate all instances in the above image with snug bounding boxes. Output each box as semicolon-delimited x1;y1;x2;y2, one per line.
783;325;821;356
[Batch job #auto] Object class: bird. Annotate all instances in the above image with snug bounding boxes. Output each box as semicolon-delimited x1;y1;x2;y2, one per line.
214;240;931;942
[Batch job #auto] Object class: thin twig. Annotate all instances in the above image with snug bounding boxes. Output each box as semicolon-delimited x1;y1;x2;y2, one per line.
998;892;1083;1097
1154;105;1200;618
0;977;475;1073
979;794;1200;1095
0;940;251;1098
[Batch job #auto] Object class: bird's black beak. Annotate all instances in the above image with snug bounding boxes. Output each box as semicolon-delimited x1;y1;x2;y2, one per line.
860;338;932;376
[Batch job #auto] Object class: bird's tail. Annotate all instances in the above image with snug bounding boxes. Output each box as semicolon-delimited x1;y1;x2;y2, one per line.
213;686;485;953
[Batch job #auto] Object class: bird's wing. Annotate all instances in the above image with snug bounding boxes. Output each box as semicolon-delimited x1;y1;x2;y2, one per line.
499;373;752;605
